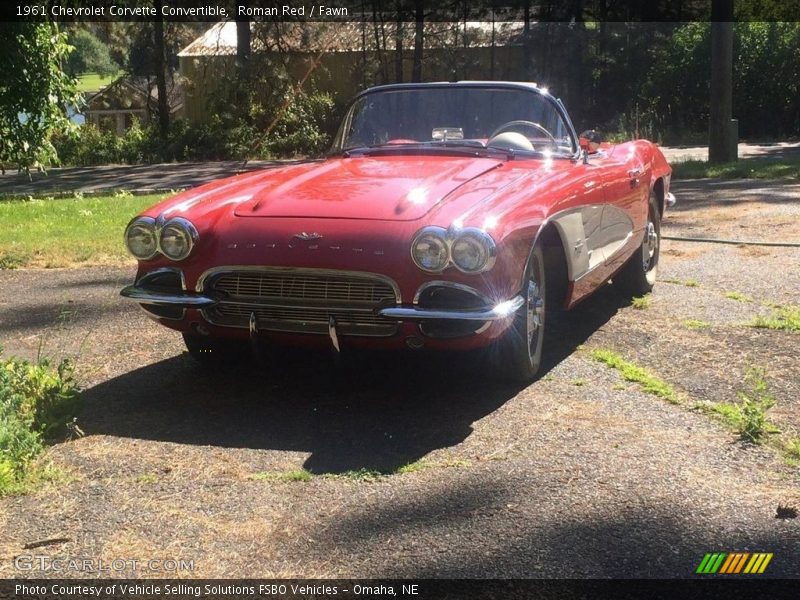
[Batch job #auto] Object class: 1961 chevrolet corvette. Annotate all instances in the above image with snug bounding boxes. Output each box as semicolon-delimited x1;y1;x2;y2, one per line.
121;81;674;381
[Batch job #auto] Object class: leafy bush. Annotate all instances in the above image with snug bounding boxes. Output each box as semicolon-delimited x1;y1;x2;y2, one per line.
51;90;337;167
261;91;336;158
0;348;81;495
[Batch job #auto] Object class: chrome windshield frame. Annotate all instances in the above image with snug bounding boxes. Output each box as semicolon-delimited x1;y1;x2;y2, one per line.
332;81;580;160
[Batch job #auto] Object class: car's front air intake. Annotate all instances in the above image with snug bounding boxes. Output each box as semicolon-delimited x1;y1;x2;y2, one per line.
200;268;400;337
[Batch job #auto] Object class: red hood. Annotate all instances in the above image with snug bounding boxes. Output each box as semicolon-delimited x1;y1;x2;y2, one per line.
233;156;503;221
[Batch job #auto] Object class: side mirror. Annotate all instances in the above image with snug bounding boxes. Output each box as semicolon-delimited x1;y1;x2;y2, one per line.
579;130;603;154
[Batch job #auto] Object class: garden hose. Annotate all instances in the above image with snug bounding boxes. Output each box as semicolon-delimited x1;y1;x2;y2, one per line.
661;235;800;247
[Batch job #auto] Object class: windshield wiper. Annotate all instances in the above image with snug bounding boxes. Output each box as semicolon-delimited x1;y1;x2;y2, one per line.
342;141;513;159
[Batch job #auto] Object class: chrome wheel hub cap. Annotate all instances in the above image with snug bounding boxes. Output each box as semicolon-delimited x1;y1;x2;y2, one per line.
643;221;658;271
526;280;544;352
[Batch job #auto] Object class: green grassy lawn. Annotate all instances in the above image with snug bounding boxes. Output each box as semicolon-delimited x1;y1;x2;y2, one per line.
672;156;800;179
0;194;166;268
75;72;120;94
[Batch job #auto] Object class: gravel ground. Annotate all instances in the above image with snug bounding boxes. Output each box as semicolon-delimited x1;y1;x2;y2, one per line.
0;179;798;579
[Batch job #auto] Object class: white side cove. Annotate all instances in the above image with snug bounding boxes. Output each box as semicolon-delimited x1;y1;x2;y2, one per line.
550;205;634;281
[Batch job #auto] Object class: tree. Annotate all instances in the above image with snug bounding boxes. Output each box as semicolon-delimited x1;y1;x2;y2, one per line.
65;29;119;77
236;0;252;79
412;0;424;82
709;0;735;163
153;0;169;137
0;23;78;173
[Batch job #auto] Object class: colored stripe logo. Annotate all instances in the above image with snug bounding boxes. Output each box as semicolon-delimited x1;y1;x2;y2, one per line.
696;552;773;574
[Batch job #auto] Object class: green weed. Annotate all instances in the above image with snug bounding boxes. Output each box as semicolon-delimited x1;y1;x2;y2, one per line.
591;349;680;404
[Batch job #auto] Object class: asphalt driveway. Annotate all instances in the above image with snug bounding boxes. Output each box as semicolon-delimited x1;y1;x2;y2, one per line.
0;179;798;578
2;142;799;197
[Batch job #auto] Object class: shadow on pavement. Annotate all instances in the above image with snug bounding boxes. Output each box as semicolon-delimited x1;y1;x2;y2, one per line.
80;285;625;474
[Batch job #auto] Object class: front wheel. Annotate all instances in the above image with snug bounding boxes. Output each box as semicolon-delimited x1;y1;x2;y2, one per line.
613;194;661;298
490;245;547;383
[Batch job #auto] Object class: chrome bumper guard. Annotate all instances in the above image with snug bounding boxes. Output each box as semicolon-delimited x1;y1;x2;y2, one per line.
120;286;218;308
377;295;524;322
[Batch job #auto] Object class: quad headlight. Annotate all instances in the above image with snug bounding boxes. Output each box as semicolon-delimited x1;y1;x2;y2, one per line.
411;226;496;273
159;217;197;261
451;230;496;273
124;217;158;260
124;215;198;261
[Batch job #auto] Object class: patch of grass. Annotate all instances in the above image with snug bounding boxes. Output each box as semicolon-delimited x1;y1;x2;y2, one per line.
0;193;166;268
326;468;385;482
395;461;428;474
724;291;753;303
659;277;700;287
591;349;680;404
780;439;800;466
683;319;711;330
397;458;472;474
662;278;700;288
249;469;312;483
135;473;158;484
750;305;800;333
572;379;588;387
0;348;81;496
672;156;800;180
75;71;121;93
0;252;25;270
631;295;651;310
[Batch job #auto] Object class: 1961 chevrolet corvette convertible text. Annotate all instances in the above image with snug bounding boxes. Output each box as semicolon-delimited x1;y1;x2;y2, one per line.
121;81;674;382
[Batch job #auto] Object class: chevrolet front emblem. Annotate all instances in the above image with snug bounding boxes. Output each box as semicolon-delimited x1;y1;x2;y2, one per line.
292;232;323;241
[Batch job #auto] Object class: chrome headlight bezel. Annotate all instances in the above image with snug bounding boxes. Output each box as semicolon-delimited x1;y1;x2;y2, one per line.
159;217;198;261
124;216;159;260
410;225;496;274
410;226;450;273
451;228;497;273
124;215;198;262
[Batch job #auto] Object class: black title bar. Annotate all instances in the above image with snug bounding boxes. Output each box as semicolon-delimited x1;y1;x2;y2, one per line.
2;0;799;23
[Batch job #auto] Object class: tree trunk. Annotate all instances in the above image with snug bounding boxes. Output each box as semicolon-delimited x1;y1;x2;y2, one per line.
412;0;424;82
709;0;735;163
236;3;251;77
153;0;169;137
489;7;496;79
394;1;403;83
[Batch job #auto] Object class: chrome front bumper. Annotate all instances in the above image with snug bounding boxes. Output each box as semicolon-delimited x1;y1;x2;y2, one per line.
120;285;522;323
377;296;523;322
120;286;218;308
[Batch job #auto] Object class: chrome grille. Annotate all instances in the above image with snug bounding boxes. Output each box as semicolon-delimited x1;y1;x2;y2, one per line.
203;269;399;336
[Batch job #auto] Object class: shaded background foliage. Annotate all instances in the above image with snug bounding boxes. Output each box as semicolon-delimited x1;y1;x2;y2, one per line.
3;7;800;170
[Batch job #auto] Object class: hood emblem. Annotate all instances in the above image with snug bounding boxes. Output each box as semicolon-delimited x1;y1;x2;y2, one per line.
292;232;323;241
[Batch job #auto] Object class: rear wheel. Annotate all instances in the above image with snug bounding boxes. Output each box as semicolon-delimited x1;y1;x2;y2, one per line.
613;193;661;298
491;245;547;383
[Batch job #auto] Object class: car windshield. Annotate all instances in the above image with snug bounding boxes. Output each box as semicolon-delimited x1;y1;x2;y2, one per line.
333;86;576;157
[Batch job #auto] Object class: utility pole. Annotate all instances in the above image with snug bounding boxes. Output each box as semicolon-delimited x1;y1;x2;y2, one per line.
709;0;736;163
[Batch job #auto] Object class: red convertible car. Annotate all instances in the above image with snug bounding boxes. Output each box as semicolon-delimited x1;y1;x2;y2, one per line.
121;82;674;381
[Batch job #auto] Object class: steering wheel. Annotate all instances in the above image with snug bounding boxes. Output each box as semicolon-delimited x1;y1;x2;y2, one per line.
488;120;559;149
